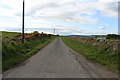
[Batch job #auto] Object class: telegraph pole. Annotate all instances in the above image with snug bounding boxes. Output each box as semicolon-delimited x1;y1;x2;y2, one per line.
54;28;55;35
22;0;25;43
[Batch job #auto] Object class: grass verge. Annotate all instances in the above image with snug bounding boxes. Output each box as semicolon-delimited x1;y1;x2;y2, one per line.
2;37;55;72
62;37;119;72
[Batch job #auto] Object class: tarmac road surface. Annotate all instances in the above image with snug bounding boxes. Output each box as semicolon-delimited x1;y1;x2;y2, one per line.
3;38;118;78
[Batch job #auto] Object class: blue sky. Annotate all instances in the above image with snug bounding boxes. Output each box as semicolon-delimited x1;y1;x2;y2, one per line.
0;0;118;35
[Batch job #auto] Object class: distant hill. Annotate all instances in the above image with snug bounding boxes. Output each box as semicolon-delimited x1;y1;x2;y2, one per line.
69;35;106;37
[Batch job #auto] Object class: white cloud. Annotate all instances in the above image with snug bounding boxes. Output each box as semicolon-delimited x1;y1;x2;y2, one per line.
0;0;118;35
96;2;118;18
99;0;119;2
0;29;6;31
71;32;81;35
24;0;98;24
0;0;118;24
99;26;105;29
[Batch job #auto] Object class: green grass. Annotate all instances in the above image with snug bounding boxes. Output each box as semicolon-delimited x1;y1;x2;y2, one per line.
2;37;55;72
1;31;21;38
62;37;119;71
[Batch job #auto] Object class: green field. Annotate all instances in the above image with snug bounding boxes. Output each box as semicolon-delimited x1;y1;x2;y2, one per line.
62;37;119;72
1;31;21;38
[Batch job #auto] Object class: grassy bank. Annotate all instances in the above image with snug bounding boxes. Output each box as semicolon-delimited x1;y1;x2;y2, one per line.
1;31;21;38
62;37;119;71
2;37;55;72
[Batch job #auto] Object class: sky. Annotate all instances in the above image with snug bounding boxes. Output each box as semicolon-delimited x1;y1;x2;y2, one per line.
0;0;119;35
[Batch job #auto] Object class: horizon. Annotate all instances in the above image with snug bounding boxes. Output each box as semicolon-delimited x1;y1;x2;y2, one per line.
0;0;118;35
2;31;119;36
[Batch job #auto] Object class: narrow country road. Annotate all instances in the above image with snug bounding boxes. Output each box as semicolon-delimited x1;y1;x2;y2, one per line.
3;38;118;78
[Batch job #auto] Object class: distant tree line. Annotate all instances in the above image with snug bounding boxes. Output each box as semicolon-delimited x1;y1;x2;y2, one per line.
106;34;120;39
